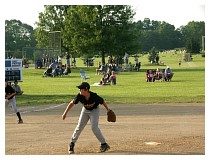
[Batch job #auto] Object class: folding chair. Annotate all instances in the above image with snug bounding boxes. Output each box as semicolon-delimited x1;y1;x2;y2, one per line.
80;69;90;82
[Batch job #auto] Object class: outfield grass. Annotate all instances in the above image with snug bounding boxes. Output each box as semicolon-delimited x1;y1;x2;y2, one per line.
15;52;205;106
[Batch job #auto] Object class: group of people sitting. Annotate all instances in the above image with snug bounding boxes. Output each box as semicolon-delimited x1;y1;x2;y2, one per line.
43;61;71;77
146;66;174;82
99;68;116;85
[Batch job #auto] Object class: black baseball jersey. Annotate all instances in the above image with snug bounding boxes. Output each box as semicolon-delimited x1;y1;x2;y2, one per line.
5;85;16;100
73;91;104;110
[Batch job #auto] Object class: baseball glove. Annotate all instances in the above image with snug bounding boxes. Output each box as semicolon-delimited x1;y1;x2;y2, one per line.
107;110;116;122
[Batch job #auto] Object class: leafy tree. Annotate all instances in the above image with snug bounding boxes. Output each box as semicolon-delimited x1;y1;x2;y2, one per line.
140;30;160;51
148;46;158;63
156;22;183;50
62;5;98;57
186;37;200;53
180;21;205;53
5;19;36;57
63;5;136;63
33;5;205;66
34;5;136;64
132;19;184;52
34;5;69;50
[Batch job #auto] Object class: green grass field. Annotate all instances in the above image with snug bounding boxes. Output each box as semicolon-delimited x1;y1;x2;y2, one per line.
15;52;205;106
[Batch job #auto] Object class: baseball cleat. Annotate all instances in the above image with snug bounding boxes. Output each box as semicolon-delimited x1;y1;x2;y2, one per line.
18;119;23;124
100;143;110;152
69;150;75;154
68;142;75;154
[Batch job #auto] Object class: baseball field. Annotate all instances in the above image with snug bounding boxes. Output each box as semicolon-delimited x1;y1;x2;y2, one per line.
5;52;206;157
5;103;204;155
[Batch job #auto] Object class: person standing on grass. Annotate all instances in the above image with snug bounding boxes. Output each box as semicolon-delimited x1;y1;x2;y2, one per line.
65;52;70;67
5;80;23;124
134;55;139;71
62;82;111;154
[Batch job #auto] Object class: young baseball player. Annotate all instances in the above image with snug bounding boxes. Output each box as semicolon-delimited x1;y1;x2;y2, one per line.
12;80;24;95
5;80;23;124
62;82;111;154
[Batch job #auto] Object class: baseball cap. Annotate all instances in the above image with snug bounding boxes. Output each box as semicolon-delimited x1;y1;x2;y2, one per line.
77;82;90;90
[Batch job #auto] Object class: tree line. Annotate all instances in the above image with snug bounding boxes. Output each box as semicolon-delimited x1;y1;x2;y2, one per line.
5;5;205;63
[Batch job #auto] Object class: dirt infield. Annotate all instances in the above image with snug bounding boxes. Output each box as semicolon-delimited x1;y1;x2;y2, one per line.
5;103;205;155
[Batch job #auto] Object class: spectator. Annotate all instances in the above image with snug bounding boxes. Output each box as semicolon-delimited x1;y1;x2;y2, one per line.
108;55;113;64
57;56;62;66
36;58;43;69
65;52;70;67
72;56;76;67
134;55;140;71
165;66;173;81
156;55;159;64
22;56;27;67
146;69;155;82
86;58;89;67
155;68;162;80
165;66;172;74
43;66;53;77
99;70;111;85
63;66;71;75
109;71;116;85
125;53;129;65
52;65;62;77
49;61;57;70
96;62;104;75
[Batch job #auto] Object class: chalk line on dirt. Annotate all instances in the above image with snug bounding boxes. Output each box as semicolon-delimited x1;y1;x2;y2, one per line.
6;103;65;116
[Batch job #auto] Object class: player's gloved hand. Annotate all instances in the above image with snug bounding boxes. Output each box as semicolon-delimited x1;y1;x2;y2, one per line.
107;109;116;122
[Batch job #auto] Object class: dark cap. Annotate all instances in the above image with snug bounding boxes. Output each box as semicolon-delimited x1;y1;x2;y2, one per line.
77;82;90;90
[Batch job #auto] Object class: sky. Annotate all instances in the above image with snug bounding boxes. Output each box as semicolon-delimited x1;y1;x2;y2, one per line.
1;0;206;29
134;4;205;28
